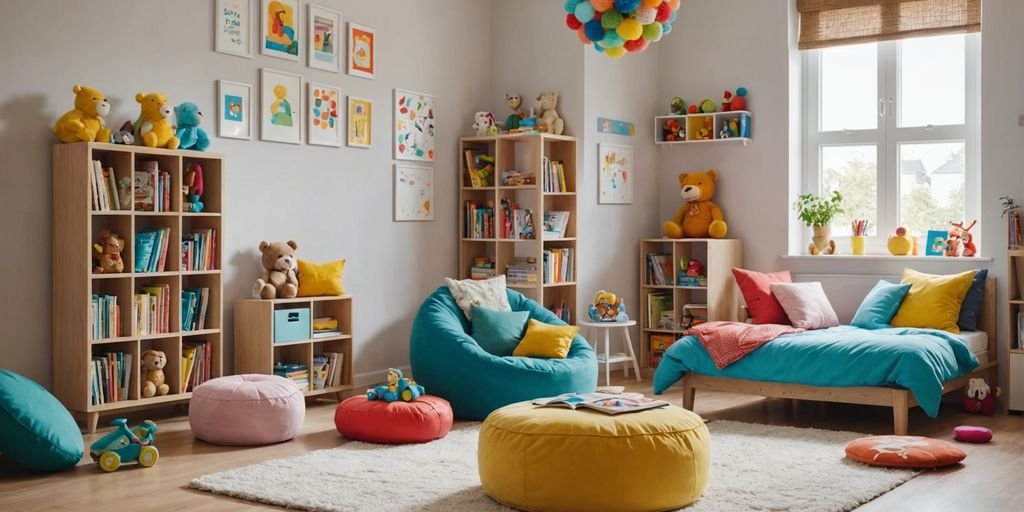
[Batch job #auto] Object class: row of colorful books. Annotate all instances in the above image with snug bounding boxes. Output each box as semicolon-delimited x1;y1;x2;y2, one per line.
646;253;674;286
90;351;133;405
274;362;310;391
312;352;345;390
90;160;127;211
183;229;218;271
647;292;673;330
542;248;574;284
135;284;171;336
182;287;210;332
542;157;569;193
471;257;496;280
182;341;213;392
135;227;172;273
499;198;535;239
548;300;571;324
135;160;172;212
542;211;570;239
465;200;495;239
507;257;538;285
1008;209;1023;249
91;294;121;340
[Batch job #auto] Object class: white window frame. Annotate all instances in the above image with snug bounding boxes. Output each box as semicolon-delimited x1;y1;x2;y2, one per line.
801;34;981;254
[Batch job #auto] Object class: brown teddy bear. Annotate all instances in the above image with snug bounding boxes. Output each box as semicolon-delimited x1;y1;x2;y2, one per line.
663;169;728;239
93;229;125;273
253;240;299;299
141;349;169;398
536;91;565;135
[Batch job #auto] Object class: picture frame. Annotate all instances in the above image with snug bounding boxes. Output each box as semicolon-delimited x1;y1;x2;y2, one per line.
260;68;303;144
347;23;376;79
214;0;253;58
307;82;341;147
393;89;436;162
307;4;341;72
598;143;634;204
925;229;948;256
260;0;300;61
217;80;252;140
394;164;434;222
347;96;372;148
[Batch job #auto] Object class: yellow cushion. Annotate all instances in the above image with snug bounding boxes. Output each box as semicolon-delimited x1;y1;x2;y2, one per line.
512;319;578;358
890;268;975;333
296;259;346;297
479;401;710;512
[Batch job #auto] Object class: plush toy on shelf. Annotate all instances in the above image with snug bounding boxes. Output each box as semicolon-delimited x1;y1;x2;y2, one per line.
504;93;524;131
93;229;125;274
950;220;978;257
367;368;424;402
53;85;113;143
886;227;915;256
90;419;159;472
698;99;717;113
678;258;705;286
663;169;728;239
110;121;135;145
662;118;683;142
134;92;180;149
588;290;628;322
182;162;204;213
670;97;686;115
141;350;170;398
174;102;210;151
472;111;499;136
252;240;299;299
963;378;998;415
536;91;565;135
722;87;749;111
696;116;713;140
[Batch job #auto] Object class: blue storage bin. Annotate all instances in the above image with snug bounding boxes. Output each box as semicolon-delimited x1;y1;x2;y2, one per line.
274;308;311;343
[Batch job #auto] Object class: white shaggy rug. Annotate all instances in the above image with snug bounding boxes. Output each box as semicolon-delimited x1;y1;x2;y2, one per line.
189;421;917;512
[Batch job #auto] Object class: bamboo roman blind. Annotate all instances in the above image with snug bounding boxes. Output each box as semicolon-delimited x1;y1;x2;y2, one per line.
797;0;980;50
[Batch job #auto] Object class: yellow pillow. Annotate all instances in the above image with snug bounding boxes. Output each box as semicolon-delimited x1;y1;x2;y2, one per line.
512;319;579;359
296;259;346;297
890;268;975;333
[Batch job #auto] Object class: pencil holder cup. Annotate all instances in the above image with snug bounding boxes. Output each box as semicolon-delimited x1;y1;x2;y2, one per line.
851;236;866;255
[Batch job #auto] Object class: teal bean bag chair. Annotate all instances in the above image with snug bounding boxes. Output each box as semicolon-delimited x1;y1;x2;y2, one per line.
0;370;84;471
410;287;597;420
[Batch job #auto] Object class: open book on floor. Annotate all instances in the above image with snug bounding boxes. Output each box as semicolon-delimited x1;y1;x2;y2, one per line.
532;392;669;415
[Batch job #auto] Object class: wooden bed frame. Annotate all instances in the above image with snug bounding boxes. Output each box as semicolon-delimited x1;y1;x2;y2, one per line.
681;277;998;435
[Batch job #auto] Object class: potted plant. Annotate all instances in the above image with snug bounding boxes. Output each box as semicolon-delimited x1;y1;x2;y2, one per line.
794;191;845;254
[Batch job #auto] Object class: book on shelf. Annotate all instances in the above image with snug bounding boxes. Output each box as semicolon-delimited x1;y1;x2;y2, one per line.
532;392;669;415
1009;209;1023;249
499;198;535;240
134;161;171;212
90;351;132;405
648;334;674;367
501;169;535;186
542;248;574;284
464;150;495;188
182;340;212;392
181;287;210;332
680;304;709;329
134;284;171;335
507;257;539;285
464;200;495;239
471;257;496;280
542;211;570;239
313;352;346;390
90;160;123;211
548;300;571;324
647;292;673;330
90;294;121;339
312;316;342;339
542;158;568;193
274;362;310;391
645;253;673;286
135;227;171;273
182;228;218;271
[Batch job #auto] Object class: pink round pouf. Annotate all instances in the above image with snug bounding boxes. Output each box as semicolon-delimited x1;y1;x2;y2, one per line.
189;374;305;445
335;395;453;444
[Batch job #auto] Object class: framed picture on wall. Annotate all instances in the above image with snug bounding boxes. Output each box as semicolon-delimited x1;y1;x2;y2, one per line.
307;4;341;72
214;0;253;58
394;164;434;222
347;96;372;148
598;143;633;204
347;23;376;79
307;82;341;147
261;0;300;61
217;80;252;140
393;89;436;162
260;68;303;144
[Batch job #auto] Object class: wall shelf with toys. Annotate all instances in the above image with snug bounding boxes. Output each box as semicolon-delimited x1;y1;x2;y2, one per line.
655;111;753;145
53;142;223;433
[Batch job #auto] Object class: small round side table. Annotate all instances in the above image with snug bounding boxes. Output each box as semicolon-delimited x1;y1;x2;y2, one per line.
578;320;641;386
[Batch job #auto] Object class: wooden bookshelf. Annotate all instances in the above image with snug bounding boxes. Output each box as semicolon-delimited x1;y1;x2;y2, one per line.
52;142;224;433
459;134;578;322
1007;250;1024;411
639;238;742;368
234;295;354;400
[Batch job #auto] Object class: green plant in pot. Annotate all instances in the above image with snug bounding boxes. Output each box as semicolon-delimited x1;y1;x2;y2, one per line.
794;191;845;254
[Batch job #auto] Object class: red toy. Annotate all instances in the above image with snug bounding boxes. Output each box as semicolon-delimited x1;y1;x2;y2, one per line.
685;258;704;277
951;220;977;257
963;378;997;415
662;119;683;142
722;87;748;112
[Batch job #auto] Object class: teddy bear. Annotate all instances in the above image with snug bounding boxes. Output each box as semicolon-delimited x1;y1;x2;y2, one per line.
504;93;524;130
472;111;498;136
252;240;299;299
134;92;180;149
174;102;210;151
141;349;170;398
588;290;628;322
53;85;112;143
536;91;565;135
663;169;728;239
93;229;125;274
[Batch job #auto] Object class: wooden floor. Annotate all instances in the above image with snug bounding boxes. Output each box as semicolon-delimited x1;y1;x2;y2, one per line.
1;371;1022;511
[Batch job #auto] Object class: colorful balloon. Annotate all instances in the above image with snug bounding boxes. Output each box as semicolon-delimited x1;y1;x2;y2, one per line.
614;0;642;13
584;19;606;41
566;13;583;30
616;18;643;40
601;10;623;29
599;30;625;48
564;0;680;59
564;0;584;13
642;22;663;41
605;46;627;59
577;26;590;44
624;37;649;53
635;7;657;25
590;0;615;11
575;2;596;22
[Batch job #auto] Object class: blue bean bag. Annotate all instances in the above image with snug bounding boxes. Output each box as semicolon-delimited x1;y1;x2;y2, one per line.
0;370;83;471
410;287;597;420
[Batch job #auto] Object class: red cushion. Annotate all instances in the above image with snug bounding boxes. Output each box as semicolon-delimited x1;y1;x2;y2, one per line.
845;435;966;468
953;425;992;443
334;395;453;444
732;268;792;324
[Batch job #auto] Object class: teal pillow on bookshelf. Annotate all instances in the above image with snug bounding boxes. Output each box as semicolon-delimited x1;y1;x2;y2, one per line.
0;370;84;472
471;306;529;357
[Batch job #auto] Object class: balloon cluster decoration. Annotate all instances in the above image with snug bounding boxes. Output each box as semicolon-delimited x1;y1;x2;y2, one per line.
564;0;680;59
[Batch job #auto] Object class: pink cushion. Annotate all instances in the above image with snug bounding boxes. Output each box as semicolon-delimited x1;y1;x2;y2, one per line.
769;281;840;330
953;425;992;443
732;268;792;324
189;374;305;445
335;395;453;444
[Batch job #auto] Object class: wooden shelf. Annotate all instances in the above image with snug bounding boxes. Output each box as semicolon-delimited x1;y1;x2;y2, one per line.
87;392;193;412
654;111;752;145
91;273;130;280
543;281;577;288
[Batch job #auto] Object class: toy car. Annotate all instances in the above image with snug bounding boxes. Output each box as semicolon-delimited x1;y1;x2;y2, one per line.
367;368;425;402
89;418;159;472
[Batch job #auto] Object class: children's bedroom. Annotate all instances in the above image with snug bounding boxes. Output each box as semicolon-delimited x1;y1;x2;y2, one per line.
1;0;1022;510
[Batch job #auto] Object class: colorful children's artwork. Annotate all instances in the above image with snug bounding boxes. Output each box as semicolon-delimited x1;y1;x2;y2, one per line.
215;0;252;58
598;143;633;204
348;23;375;79
393;89;436;162
261;0;300;61
307;83;340;147
217;80;251;140
597;117;635;137
347;96;372;148
926;229;948;256
307;4;341;72
394;165;433;221
260;68;302;144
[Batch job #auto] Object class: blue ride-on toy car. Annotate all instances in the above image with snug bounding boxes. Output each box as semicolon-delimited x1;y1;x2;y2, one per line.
367;368;425;402
89;418;159;472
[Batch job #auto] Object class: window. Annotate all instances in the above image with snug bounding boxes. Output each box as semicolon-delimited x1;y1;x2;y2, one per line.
802;33;979;249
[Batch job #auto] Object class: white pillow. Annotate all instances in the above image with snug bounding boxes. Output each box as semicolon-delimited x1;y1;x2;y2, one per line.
769;281;839;330
445;275;511;321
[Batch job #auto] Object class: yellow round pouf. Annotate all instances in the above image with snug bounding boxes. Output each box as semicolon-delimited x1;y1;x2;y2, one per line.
478;402;710;512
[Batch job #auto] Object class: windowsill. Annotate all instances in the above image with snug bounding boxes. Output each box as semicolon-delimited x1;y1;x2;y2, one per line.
783;254;992;263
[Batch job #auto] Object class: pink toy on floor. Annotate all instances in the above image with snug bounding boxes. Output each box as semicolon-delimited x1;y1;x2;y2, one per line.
953;425;992;443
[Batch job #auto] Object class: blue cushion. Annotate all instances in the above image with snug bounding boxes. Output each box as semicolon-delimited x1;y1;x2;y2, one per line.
471;306;529;356
851;280;911;330
0;370;83;471
958;269;988;331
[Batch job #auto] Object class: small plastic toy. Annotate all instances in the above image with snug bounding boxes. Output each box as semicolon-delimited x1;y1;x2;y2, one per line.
670;97;686;115
504;93;524;131
678;258;705;286
367;368;424;402
473;111;499;136
588;290;628;322
949;220;977;257
110;121;136;145
722;87;748;111
183;162;205;213
662;118;683;142
90;419;159;472
963;377;998;415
